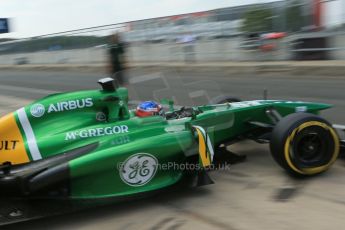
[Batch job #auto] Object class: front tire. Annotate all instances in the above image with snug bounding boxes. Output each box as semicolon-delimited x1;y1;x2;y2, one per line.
270;113;340;176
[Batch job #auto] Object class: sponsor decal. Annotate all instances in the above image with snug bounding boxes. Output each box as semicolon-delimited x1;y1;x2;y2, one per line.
119;153;158;186
96;112;107;121
47;98;93;113
65;125;129;140
0;113;30;164
164;125;185;133
296;106;308;113
286;101;304;104
30;98;94;118
30;104;45;117
111;135;131;146
0;140;19;150
231;101;262;108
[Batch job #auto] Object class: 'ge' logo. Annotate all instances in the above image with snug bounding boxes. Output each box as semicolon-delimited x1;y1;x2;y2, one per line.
30;104;45;117
120;153;158;187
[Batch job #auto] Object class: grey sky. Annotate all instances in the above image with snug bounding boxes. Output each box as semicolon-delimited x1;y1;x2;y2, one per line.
0;0;279;38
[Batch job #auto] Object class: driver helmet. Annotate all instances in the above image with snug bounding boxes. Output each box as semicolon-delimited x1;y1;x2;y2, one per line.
136;101;162;117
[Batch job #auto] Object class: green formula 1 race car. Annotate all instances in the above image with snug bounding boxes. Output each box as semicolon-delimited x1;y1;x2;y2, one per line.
0;78;344;225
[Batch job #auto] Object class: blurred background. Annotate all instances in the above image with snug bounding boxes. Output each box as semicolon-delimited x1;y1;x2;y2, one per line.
0;0;345;65
1;1;345;230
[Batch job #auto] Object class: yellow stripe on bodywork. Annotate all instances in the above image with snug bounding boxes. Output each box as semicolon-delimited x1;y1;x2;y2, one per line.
195;129;211;167
0;113;29;164
284;121;340;175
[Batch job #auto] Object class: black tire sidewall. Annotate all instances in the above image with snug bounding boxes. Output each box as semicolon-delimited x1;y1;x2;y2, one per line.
270;113;339;176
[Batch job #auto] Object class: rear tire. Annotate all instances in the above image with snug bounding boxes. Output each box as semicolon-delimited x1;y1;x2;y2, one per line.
270;113;340;176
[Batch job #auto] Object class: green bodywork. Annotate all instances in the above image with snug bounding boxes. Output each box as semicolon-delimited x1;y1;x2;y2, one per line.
1;86;331;199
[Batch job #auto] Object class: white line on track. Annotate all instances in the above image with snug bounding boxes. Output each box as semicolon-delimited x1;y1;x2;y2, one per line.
0;84;59;95
333;124;345;130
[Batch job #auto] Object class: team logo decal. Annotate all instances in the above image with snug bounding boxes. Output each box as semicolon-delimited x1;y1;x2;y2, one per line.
120;153;158;187
30;104;45;117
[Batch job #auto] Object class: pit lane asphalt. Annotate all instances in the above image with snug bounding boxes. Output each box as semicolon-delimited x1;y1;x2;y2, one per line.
1;68;345;230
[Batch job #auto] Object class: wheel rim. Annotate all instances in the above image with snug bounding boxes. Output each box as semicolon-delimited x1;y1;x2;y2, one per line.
292;126;333;168
296;132;324;163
